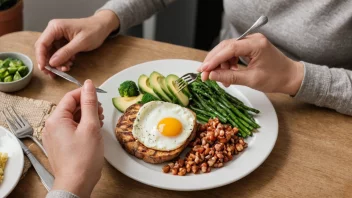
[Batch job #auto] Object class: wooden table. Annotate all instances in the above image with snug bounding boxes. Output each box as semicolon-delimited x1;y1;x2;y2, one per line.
1;31;352;198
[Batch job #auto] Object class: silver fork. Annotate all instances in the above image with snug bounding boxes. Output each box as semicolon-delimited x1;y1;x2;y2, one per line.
1;107;48;157
175;15;268;92
2;108;54;191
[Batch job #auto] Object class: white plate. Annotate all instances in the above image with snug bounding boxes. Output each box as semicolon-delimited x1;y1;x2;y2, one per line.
98;59;278;191
0;126;24;197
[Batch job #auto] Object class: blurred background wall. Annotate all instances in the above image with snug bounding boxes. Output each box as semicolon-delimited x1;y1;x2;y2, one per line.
23;0;223;51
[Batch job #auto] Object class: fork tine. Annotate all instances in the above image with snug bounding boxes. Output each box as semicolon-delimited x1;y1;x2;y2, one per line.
177;84;187;93
8;107;25;127
11;107;29;126
175;78;185;85
175;80;186;87
1;111;18;132
5;108;22;129
176;81;186;90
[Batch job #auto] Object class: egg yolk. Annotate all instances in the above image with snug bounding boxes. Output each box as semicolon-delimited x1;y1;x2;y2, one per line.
157;117;182;137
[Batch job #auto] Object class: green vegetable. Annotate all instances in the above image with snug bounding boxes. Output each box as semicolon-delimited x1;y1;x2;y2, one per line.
196;113;210;124
0;68;6;74
4;75;13;82
165;74;189;106
0;58;11;68
187;76;261;138
118;80;139;97
138;74;159;98
192;93;227;123
0;58;29;83
0;70;9;79
140;93;160;104
112;94;144;112
10;59;24;67
149;71;173;102
13;71;22;81
189;105;214;118
17;66;29;77
7;67;17;75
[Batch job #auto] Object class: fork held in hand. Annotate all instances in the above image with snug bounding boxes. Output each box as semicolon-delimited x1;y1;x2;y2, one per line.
175;73;198;92
1;107;48;156
175;15;268;92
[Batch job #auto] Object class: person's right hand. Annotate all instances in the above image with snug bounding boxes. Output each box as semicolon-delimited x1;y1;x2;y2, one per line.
43;80;104;197
198;33;304;96
35;10;119;77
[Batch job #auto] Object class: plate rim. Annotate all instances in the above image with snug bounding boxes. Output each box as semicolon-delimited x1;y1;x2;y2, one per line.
99;59;278;191
0;126;24;197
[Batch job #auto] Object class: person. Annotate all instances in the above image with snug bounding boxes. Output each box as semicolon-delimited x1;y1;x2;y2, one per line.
44;80;104;198
40;1;352;197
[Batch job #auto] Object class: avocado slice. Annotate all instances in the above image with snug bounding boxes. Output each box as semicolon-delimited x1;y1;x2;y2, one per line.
112;94;143;112
149;71;173;102
165;74;189;106
138;74;159;99
161;78;178;103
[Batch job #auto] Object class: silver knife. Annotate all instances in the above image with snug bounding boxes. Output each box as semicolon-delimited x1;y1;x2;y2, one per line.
45;66;107;93
17;139;54;191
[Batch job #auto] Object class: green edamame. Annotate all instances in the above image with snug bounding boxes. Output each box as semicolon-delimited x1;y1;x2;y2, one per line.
13;71;22;81
4;76;13;82
0;58;29;83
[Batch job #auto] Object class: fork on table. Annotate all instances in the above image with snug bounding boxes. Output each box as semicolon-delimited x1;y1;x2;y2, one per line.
1;107;48;156
2;107;54;191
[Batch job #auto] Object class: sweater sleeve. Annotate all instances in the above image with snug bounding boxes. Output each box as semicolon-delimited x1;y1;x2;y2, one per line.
97;0;176;33
46;190;79;198
294;62;352;116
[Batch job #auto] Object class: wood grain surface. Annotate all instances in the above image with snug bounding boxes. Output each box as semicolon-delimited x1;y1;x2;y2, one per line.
1;31;351;198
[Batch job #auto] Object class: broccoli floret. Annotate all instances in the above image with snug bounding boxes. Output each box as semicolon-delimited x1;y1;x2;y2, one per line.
118;81;139;97
140;93;160;104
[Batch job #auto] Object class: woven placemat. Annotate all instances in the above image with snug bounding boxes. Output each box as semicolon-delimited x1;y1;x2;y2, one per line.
0;92;55;178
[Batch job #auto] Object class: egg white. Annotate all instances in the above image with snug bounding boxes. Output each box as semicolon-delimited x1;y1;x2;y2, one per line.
132;101;195;151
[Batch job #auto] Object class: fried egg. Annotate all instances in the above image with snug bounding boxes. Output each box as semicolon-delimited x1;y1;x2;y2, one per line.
132;101;196;151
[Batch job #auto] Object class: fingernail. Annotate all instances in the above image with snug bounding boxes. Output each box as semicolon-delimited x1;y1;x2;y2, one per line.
201;72;207;82
84;79;95;93
209;71;218;80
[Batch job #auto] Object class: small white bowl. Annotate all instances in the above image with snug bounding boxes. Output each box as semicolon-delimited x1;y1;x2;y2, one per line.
0;52;33;92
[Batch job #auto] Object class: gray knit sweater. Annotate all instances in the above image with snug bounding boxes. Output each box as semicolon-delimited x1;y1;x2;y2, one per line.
96;0;352;117
47;0;352;195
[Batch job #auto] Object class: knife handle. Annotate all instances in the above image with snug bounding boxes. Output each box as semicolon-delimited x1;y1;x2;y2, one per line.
18;140;54;191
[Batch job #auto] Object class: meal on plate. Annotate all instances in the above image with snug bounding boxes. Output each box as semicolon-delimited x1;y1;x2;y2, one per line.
115;102;197;163
0;58;29;83
112;71;260;175
0;152;8;183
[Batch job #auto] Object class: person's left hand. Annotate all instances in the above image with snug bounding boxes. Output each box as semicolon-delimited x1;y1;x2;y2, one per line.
43;80;104;197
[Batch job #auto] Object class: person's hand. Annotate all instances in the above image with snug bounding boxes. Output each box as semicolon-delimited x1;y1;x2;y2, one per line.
198;33;304;95
43;80;104;197
35;10;119;77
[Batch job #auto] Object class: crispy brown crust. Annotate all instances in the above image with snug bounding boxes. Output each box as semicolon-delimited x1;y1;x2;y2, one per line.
115;103;197;164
